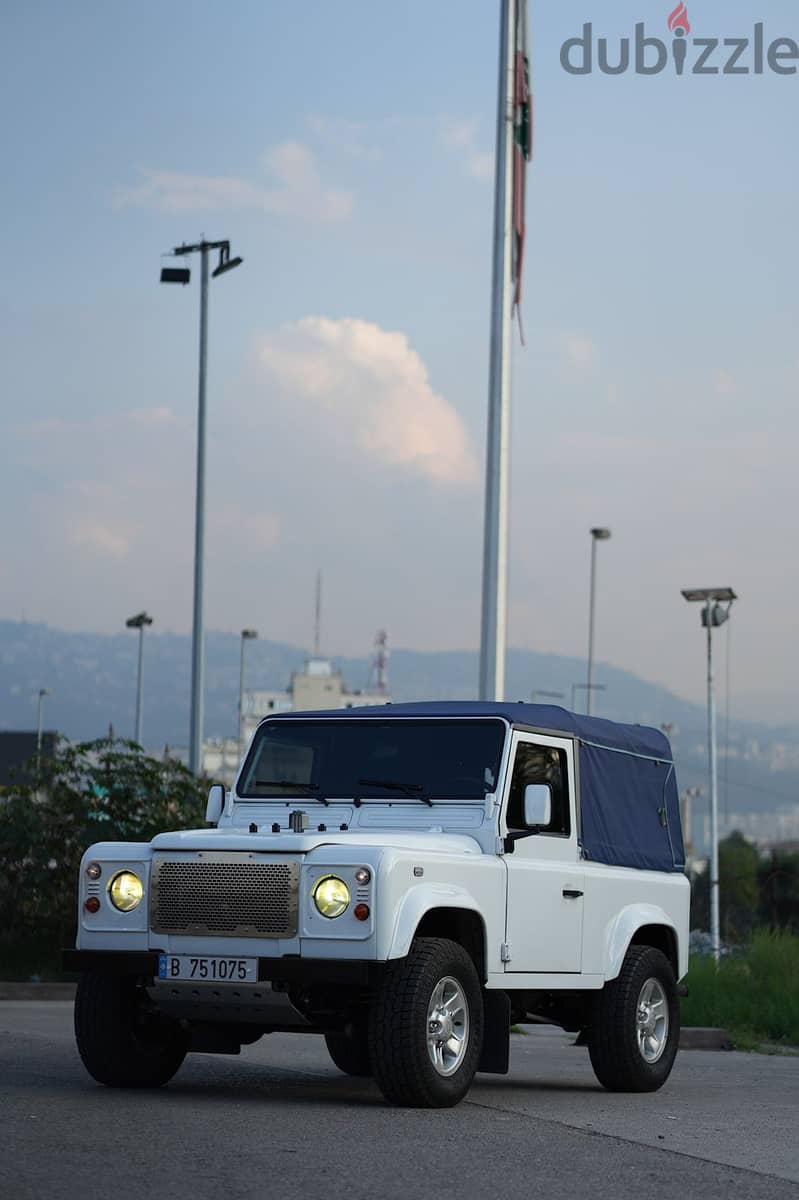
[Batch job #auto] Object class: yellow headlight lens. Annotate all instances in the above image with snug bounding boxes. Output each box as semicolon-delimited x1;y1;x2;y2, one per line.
109;870;144;912
313;875;350;919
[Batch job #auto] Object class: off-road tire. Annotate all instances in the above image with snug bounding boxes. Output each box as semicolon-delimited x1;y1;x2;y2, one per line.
368;937;483;1108
74;971;187;1088
325;1026;372;1077
588;945;679;1092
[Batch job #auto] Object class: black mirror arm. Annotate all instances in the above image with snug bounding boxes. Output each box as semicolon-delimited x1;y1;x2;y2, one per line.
503;826;543;854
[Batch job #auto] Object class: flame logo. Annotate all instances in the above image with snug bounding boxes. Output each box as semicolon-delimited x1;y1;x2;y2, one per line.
667;3;691;34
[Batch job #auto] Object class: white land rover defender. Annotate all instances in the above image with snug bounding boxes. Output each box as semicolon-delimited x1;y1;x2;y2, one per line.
65;702;690;1108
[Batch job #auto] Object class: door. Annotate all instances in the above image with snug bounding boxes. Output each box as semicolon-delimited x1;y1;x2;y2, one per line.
503;732;584;973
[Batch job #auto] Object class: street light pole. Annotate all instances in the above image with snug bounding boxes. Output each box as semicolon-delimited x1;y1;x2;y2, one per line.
571;681;606;713
705;597;721;959
238;629;258;758
36;686;50;765
531;689;564;703
35;686;50;799
586;527;611;716
161;238;243;775
126;612;153;747
681;586;736;961
189;244;210;778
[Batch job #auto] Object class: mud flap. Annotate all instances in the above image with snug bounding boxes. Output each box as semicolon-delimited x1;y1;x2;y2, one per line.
478;989;510;1074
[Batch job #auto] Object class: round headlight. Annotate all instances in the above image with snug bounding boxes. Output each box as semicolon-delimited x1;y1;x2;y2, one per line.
313;875;350;919
109;870;143;912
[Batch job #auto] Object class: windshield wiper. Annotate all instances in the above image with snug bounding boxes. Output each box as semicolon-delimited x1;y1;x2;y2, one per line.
254;780;329;806
356;777;433;807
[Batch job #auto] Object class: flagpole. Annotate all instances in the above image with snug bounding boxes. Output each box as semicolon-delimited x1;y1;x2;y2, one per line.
479;0;518;702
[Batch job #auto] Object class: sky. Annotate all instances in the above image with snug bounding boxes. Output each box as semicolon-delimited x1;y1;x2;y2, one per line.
2;0;798;714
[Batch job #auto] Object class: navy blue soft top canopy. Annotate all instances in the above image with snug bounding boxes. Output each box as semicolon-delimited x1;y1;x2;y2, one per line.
270;701;685;873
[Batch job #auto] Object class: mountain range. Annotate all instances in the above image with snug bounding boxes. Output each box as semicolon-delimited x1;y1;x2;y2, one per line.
2;620;797;836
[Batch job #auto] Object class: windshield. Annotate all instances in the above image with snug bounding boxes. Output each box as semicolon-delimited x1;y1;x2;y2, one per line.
237;719;505;801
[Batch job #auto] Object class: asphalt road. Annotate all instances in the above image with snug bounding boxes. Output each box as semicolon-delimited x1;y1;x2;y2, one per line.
1;1002;797;1200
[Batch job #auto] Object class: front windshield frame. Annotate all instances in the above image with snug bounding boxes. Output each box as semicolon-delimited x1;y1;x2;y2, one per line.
236;717;508;803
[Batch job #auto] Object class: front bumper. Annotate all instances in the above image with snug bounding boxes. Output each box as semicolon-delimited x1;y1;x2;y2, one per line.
62;949;377;987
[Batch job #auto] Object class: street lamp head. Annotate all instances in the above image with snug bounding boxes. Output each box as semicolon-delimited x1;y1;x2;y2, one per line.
126;612;154;630
38;687;51;699
160;266;191;285
590;527;611;541
212;251;243;278
701;604;732;629
241;629;258;640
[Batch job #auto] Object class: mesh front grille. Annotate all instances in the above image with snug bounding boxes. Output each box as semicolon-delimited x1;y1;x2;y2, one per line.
151;856;299;938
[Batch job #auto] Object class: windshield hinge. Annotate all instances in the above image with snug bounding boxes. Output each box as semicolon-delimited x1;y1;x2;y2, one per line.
500;942;512;963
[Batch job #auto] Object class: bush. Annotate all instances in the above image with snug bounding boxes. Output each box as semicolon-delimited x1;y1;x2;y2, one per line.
0;736;210;978
681;930;799;1048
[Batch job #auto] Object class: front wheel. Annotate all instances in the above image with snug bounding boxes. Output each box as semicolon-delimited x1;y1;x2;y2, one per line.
369;937;483;1108
74;972;187;1088
587;945;680;1092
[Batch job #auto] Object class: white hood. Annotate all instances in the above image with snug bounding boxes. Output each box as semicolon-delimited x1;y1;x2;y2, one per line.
149;827;482;856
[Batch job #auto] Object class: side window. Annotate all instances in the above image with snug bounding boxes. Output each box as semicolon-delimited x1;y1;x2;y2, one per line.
506;743;570;836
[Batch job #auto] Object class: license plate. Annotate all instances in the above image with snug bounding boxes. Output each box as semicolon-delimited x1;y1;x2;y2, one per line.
158;955;258;983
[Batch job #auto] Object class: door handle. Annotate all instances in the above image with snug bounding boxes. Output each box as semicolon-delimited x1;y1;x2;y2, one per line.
562;889;583;899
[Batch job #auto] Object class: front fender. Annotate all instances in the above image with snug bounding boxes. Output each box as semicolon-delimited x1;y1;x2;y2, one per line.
387;883;485;961
604;904;682;982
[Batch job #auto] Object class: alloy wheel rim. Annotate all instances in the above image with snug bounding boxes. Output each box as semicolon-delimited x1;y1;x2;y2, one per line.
635;976;669;1063
426;975;469;1077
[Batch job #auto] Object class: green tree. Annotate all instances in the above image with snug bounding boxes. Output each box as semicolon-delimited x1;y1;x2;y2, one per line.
689;830;760;943
719;831;760;942
0;736;210;977
758;849;799;933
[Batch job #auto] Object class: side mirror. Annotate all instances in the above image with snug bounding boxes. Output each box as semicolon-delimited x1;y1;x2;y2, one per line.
523;783;551;828
206;783;225;825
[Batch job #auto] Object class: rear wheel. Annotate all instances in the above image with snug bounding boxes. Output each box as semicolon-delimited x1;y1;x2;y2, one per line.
369;937;483;1108
325;1024;372;1077
75;972;187;1088
587;946;679;1092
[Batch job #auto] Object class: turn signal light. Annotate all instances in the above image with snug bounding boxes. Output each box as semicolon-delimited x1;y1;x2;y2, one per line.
353;903;370;922
85;897;101;913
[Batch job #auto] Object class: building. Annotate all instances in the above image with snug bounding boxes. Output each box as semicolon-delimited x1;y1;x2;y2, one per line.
0;731;57;789
202;653;391;787
240;654;390;747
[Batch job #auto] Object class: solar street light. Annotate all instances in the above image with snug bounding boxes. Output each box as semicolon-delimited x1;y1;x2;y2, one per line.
681;586;737;960
160;239;243;774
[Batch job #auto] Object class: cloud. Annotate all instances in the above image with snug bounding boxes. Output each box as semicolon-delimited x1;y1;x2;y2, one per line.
257;317;480;485
212;507;280;550
440;118;494;180
68;519;129;558
713;369;735;396
13;417;79;438
115;142;352;223
305;114;381;161
561;332;598;371
127;406;176;428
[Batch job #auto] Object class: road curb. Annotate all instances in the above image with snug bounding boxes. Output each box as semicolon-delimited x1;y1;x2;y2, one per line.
679;1026;734;1050
0;982;76;1001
